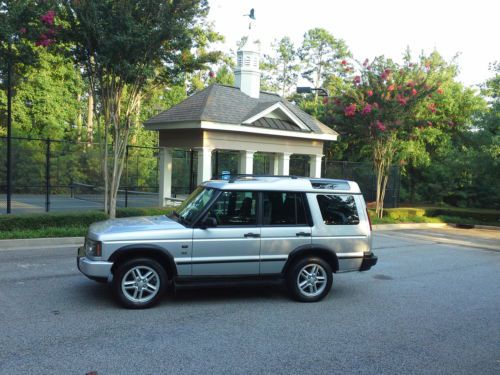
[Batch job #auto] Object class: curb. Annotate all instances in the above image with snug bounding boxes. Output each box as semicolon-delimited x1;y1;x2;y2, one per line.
372;223;449;231
0;237;84;251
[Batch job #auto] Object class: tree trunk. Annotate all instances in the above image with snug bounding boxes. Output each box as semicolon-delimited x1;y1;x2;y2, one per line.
374;136;396;218
87;89;94;144
76;93;82;142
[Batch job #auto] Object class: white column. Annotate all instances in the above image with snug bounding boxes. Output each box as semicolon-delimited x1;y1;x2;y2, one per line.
239;150;256;175
277;152;292;176
195;147;213;185
309;154;323;178
158;148;173;207
268;154;279;175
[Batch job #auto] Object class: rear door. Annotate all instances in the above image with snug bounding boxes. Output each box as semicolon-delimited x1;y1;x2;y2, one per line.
192;190;260;276
260;192;311;274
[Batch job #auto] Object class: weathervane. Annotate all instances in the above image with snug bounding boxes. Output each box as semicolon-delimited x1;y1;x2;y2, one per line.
243;8;256;30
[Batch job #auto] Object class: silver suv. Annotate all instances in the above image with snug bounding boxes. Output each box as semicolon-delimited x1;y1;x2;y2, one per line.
77;176;377;308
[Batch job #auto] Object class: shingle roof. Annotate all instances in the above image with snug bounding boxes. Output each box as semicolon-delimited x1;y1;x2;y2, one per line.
144;84;338;136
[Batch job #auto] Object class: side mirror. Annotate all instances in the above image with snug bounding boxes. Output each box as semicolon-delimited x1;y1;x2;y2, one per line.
200;216;217;229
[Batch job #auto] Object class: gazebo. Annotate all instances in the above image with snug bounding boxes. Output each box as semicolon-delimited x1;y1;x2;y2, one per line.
145;32;338;206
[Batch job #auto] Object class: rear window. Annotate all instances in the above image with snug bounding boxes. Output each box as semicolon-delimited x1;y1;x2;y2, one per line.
316;195;360;225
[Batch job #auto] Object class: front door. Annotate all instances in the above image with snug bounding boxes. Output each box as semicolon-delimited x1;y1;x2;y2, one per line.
192;190;260;276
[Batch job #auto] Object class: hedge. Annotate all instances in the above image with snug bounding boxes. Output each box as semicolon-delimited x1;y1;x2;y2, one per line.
0;207;175;232
375;207;499;225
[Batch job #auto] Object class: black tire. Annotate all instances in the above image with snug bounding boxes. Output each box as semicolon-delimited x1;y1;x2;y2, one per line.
286;257;333;302
113;258;168;309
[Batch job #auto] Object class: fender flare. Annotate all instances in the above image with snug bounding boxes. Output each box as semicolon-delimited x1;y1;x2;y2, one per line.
283;244;339;274
108;244;178;278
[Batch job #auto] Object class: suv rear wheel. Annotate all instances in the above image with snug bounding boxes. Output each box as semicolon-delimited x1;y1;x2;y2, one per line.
287;257;333;302
113;258;167;309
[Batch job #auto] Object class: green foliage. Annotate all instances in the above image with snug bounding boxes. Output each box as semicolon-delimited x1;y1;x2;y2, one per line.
261;37;300;97
0;206;175;233
299;28;351;90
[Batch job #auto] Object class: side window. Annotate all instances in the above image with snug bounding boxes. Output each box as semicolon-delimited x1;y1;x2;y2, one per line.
209;191;257;226
316;195;360;225
262;192;308;225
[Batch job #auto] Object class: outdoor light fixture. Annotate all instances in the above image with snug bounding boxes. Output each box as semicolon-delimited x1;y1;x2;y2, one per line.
296;87;329;97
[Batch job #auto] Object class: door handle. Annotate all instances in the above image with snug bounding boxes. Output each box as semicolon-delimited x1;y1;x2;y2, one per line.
296;232;311;237
244;233;260;238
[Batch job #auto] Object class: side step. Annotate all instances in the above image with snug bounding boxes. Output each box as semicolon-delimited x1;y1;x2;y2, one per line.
173;275;283;290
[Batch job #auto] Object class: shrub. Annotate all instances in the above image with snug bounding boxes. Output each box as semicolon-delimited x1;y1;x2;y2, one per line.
0;207;176;232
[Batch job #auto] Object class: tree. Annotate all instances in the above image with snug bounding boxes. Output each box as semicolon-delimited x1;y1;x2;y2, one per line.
299;28;350;100
0;1;56;212
325;56;444;217
61;0;221;218
261;36;300;97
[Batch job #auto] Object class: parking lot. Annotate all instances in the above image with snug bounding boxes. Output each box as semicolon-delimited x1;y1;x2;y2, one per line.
0;228;499;374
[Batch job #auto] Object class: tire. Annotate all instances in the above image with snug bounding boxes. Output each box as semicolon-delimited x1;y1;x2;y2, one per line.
287;257;333;302
113;258;167;309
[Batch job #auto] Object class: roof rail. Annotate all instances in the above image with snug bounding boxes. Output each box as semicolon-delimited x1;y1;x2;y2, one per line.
211;174;301;183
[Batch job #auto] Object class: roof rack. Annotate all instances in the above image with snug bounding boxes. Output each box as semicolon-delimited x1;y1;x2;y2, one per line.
211;174;301;183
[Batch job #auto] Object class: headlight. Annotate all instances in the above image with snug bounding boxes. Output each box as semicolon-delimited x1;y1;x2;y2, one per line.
85;238;102;257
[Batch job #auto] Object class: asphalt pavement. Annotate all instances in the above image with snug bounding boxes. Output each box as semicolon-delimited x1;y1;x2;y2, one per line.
0;228;499;375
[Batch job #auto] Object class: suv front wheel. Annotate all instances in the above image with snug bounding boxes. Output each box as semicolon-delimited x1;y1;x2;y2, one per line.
113;258;167;309
287;257;333;302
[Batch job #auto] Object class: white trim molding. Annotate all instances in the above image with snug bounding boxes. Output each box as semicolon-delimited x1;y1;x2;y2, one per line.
145;121;338;141
242;102;310;131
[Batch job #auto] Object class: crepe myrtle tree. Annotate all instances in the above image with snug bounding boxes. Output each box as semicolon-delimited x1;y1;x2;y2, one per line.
61;0;220;218
324;56;448;217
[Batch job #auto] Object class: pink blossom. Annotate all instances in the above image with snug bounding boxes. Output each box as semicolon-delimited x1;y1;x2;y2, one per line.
372;102;379;109
428;103;436;113
35;33;54;47
361;104;372;115
208;70;215;78
40;10;55;26
344;103;357;117
381;69;391;80
353;75;361;85
341;59;347;65
388;84;395;91
397;94;407;105
376;120;386;132
19;27;27;34
411;88;417;96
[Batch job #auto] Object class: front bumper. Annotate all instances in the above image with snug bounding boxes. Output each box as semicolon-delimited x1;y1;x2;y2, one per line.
359;252;378;271
77;246;112;281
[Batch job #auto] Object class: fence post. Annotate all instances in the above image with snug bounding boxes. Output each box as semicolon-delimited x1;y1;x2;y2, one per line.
125;145;129;208
45;138;51;212
6;41;12;214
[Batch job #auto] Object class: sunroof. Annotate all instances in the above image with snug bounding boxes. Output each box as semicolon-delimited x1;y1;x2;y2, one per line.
311;179;350;190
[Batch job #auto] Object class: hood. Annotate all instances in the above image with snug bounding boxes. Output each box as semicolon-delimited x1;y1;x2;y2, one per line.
88;215;186;240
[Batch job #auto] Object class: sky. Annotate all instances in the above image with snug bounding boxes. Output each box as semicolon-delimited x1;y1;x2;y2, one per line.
207;0;500;88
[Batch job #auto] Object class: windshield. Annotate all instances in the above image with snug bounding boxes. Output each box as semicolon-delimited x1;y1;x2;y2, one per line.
174;186;217;226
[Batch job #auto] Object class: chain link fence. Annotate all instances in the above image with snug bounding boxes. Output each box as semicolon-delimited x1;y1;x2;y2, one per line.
0;137;400;214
